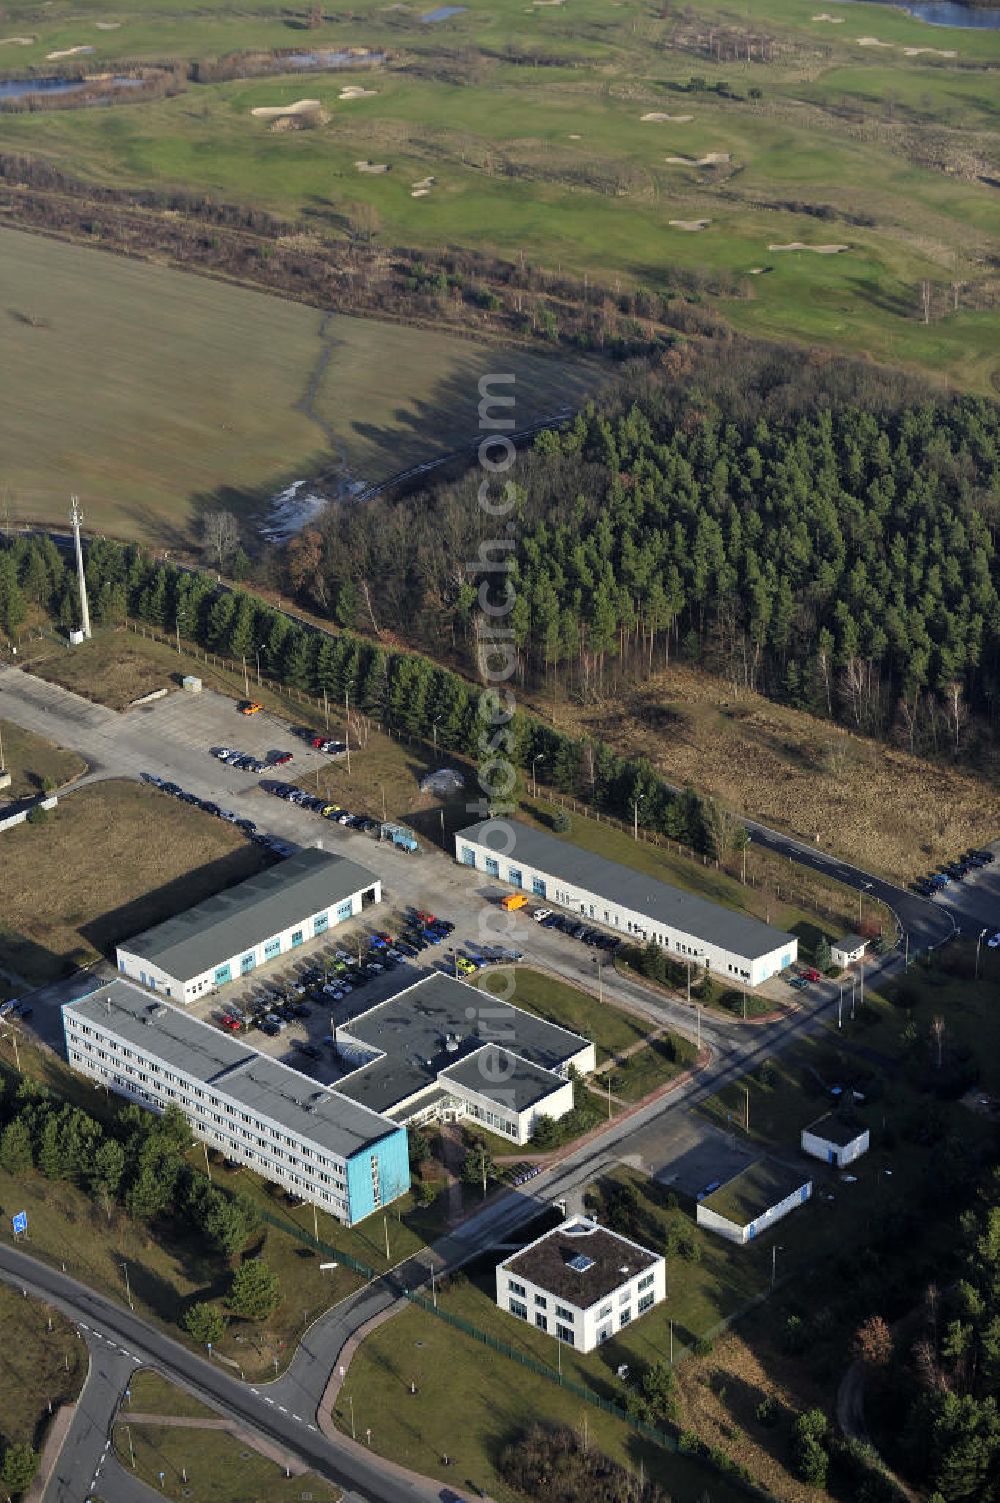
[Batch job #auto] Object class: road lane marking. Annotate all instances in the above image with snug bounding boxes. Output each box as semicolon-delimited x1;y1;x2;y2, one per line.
264;1397;275;1405
292;1414;302;1422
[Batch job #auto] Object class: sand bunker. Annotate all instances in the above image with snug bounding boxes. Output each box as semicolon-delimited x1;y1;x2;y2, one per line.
812;11;845;19
355;159;389;172
669;217;711;230
857;35;894;46
0;35;35;44
769;241;849;253
665;151;730;166
251;98;323;120
46;44;95;58
339;84;377;98
903;44;957;55
642;111;694;122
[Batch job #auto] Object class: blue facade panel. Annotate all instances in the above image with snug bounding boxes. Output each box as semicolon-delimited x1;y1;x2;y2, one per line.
345;1128;410;1225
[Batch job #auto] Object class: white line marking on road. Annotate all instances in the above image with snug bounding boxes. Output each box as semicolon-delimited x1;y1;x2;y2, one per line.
278;1405;288;1413
307;1423;317;1432
264;1397;275;1405
292;1414;302;1422
250;1387;259;1395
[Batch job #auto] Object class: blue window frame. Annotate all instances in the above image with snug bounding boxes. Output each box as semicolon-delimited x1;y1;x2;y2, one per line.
240;952;256;975
532;877;546;897
336;900;353;922
213;963;232;985
508;867;523;887
291;930;304;948
264;937;281;960
313;912;329;936
485;857;499;877
460;846;476;866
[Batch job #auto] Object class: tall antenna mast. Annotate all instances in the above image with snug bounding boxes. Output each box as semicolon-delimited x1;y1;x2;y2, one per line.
70;496;91;640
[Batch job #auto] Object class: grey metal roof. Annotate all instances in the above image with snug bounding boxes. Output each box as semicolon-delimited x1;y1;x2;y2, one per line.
440;1043;566;1112
804;1112;867;1147
64;980;398;1162
833;934;868;952
334;972;588;1116
501;1217;660;1307
457;819;794;962
118;848;379;983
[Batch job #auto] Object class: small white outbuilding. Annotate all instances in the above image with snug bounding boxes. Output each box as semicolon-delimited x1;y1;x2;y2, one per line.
801;1113;870;1168
831;934;868;969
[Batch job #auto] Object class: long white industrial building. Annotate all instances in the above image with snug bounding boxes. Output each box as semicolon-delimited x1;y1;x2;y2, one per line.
456;818;796;987
116;848;381;1002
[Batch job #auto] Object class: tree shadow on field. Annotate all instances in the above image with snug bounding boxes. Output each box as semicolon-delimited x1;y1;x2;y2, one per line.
79;847;269;958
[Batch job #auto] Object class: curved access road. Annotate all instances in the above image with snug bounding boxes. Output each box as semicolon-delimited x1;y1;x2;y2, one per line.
0;1246;448;1503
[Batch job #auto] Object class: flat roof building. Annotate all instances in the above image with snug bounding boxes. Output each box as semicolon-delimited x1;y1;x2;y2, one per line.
115;848;381;1003
831;935;868;969
334;972;596;1145
801;1113;870;1168
496;1217;666;1352
456;819;797;988
696;1157;812;1245
63;980;408;1226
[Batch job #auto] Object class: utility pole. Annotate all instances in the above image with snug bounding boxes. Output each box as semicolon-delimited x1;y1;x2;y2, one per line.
202;1140;212;1181
70;496;92;639
976;927;988;980
121;1261;134;1311
344;691;351;774
837;984;843;1030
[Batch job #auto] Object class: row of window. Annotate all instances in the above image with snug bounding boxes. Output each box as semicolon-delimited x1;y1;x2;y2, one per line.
462;847;753;970
465;1100;519;1138
67;1027;348;1184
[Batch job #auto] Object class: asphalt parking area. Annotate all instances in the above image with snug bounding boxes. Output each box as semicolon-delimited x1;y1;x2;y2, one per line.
926;857;1000;941
135;688;330;779
621;1111;755;1198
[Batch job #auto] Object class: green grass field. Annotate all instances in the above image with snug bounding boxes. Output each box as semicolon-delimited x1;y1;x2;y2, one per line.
0;228;598;543
0;0;997;394
113;1418;341;1502
0;1285;87;1450
0;718;86;798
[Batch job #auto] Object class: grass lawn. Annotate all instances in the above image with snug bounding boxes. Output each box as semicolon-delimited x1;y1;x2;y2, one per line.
125;1370;217;1419
610;1034;700;1103
0;778;268;983
0;718;86;798
113;1418;341;1503
480;966;647;1062
0;1159;366;1381
0;1284;87;1450
0;227;601;545
336;1290;750;1503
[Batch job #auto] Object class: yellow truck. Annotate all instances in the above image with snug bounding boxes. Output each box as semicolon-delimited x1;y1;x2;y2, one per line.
500;892;528;911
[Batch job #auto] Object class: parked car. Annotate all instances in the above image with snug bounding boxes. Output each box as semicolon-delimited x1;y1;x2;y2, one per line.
801;967;821;983
239;701;263;715
271;751;294;766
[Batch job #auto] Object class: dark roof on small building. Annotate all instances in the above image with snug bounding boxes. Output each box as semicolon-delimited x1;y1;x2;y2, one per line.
334;972;589;1116
804;1113;868;1148
64;980;396;1161
118;848;378;983
502;1218;660;1307
832;934;868;954
701;1157;810;1226
457;819;794;963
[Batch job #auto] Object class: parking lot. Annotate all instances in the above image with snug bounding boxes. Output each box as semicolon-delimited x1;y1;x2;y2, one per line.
619;1111;755;1198
916;846;1000;942
137;688;334;781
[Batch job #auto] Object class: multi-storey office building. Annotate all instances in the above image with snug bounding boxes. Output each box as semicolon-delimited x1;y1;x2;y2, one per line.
62;980;408;1225
115;848;381;1001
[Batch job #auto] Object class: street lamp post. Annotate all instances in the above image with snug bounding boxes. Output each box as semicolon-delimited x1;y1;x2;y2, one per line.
976;926;989;980
631;793;645;841
770;1243;783;1293
531;754;544;799
432;716;442;755
593;954;604;1004
859;881;873;928
742;833;751;885
120;1261;134;1311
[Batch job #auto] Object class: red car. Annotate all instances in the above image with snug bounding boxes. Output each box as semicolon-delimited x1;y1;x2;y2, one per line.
415;910;437;926
802;967;821;983
310;735;325;749
271;752;294;766
220;1016;241;1032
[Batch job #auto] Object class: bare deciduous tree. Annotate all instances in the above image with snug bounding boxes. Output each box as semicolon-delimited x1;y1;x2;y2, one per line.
201;510;240;573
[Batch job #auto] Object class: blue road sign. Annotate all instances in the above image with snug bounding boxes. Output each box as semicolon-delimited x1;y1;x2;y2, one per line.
12;1211;27;1235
